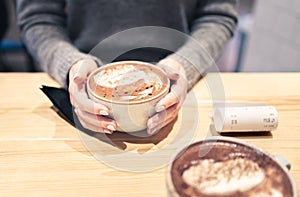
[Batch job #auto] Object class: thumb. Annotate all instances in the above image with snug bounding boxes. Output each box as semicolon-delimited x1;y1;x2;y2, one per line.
73;58;98;84
158;59;180;81
160;64;180;81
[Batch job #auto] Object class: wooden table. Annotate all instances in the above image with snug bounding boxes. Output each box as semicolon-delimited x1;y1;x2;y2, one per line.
1;73;300;196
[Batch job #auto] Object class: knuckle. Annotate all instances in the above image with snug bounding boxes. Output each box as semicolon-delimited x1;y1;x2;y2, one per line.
97;119;107;128
96;128;104;133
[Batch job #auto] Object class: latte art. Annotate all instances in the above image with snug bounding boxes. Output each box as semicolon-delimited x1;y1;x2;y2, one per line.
87;61;170;132
168;139;295;197
182;158;265;196
89;63;167;102
94;64;162;88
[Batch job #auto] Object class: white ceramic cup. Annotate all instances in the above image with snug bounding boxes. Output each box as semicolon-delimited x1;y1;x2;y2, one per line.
87;61;170;132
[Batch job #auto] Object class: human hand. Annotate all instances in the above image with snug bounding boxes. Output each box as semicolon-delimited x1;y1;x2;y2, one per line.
147;58;188;134
68;58;117;134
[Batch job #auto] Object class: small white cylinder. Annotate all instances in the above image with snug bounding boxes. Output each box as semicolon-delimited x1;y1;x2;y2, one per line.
213;106;278;132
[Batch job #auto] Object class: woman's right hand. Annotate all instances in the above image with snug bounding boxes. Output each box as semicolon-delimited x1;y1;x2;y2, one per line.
68;58;117;134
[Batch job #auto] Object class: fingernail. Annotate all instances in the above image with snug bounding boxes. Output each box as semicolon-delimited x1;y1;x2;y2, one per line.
172;73;180;79
155;105;165;112
150;122;157;129
147;123;156;134
72;73;80;81
147;128;153;135
100;110;109;116
107;125;116;131
148;128;157;135
104;129;112;134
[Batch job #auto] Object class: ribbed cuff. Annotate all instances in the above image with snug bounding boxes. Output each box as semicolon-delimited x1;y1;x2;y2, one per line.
167;52;205;91
56;52;86;88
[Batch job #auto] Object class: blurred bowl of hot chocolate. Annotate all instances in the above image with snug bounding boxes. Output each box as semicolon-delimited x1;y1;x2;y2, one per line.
87;61;170;133
167;137;297;197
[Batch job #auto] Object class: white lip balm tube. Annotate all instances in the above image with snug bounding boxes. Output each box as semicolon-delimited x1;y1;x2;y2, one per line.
213;106;278;132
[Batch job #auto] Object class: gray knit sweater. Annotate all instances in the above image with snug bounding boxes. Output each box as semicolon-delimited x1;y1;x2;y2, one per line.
17;0;238;89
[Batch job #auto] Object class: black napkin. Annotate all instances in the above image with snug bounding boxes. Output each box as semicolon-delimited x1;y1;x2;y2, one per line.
40;86;98;137
40;85;75;125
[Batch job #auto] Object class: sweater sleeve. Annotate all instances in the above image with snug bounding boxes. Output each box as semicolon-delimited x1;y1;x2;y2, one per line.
168;0;238;90
17;0;97;87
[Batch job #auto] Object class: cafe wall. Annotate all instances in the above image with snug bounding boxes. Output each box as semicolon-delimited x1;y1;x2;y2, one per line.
218;0;300;72
0;0;34;72
240;0;300;72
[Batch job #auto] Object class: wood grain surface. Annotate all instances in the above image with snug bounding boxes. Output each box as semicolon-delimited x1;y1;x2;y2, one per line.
1;73;300;196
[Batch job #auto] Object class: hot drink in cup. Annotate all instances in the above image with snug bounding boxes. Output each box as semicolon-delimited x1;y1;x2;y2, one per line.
167;137;296;197
87;61;170;132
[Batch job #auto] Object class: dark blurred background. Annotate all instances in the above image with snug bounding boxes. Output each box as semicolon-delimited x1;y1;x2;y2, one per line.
0;0;35;72
1;0;299;72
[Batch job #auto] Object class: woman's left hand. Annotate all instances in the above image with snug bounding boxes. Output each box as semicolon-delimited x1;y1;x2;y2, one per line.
147;58;188;134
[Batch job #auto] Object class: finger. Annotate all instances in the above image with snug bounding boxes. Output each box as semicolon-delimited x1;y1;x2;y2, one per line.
77;109;117;131
70;85;110;115
79;119;113;134
148;104;179;133
73;59;98;84
155;91;179;112
171;77;187;96
148;115;176;135
69;63;80;77
155;71;188;112
75;108;113;134
157;63;180;80
149;103;178;127
164;74;187;101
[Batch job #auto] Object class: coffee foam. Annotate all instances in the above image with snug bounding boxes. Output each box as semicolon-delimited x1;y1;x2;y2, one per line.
91;64;164;101
170;140;294;197
94;64;162;88
182;158;265;196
